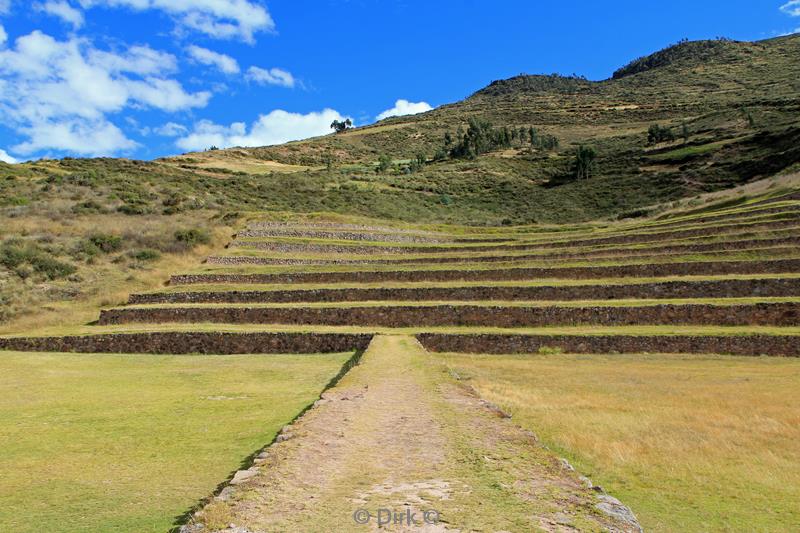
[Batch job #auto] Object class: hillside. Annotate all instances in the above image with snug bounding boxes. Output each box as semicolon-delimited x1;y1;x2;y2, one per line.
160;34;800;225
1;35;799;329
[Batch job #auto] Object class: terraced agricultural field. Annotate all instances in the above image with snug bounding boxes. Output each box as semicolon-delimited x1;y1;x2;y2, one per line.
1;183;799;532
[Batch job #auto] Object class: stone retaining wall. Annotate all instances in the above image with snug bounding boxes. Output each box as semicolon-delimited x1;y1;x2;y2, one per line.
417;333;800;357
98;303;800;327
170;259;800;285
620;207;800;233
207;237;800;266
237;229;455;244
229;220;800;255
129;278;800;305
0;333;372;354
246;222;442;235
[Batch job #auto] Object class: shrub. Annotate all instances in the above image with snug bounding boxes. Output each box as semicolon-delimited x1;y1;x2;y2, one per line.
89;234;123;253
0;241;76;280
131;249;161;261
174;228;211;248
72;200;106;214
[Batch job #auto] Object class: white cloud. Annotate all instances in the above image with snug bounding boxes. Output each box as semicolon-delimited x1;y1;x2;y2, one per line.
245;66;295;88
15;119;138;156
0;149;18;164
89;45;177;75
0;24;6;46
36;1;85;28
187;44;239;74
780;0;800;16
376;99;433;121
154;121;188;137
176;108;348;151
0;0;10;14
78;0;274;43
0;30;211;156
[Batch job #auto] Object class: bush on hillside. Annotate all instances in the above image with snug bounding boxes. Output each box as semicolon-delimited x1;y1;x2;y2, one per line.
174;228;211;248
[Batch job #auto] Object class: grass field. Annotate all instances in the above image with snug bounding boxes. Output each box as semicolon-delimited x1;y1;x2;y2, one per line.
0;351;352;533
441;352;800;532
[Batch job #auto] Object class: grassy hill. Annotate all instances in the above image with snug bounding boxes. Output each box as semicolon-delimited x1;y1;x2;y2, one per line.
164;34;800;224
1;35;799;327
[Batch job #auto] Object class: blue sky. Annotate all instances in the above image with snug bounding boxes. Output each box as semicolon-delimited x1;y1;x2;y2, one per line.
0;0;798;163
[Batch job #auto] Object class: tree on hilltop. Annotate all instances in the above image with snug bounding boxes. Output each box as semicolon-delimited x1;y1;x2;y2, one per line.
330;119;353;133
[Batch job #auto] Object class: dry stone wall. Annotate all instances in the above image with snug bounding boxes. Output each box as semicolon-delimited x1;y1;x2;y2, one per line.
418;333;800;357
228;220;800;255
170;259;800;285
0;333;371;354
98;303;800;327
129;278;800;305
207;236;800;267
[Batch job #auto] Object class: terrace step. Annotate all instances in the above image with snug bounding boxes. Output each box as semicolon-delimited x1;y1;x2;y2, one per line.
237;227;510;244
635;205;799;231
97;302;800;327
207;237;800;266
229;221;800;255
418;333;800;357
0;332;371;354
170;259;800;285
130;277;800;304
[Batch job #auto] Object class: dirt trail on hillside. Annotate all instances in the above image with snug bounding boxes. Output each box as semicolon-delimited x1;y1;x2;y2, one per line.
181;336;641;532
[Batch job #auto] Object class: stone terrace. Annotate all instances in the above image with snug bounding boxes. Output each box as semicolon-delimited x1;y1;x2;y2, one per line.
2;187;799;356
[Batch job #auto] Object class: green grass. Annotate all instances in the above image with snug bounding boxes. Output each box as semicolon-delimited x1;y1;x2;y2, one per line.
441;352;800;531
0;351;352;533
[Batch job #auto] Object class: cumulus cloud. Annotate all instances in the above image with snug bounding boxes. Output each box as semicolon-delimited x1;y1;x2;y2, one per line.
15;119;137;155
176;108;348;151
154;122;188;137
187;44;239;74
78;0;275;43
36;1;85;28
0;149;18;164
0;24;6;45
245;66;295;88
0;30;210;155
0;0;9;14
376;99;433;121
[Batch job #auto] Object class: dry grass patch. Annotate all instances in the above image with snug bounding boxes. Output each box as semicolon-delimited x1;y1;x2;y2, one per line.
441;352;800;531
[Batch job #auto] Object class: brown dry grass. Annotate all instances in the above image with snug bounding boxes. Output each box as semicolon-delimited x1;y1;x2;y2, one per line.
442;352;800;532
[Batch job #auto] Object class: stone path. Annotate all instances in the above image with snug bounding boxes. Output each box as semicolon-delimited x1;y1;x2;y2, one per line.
181;336;641;532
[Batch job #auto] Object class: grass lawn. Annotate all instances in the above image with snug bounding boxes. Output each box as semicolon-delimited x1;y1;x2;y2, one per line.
0;351;352;533
440;352;800;532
